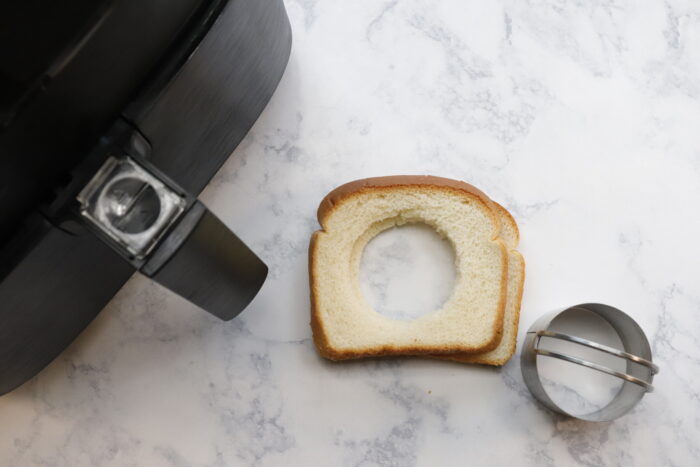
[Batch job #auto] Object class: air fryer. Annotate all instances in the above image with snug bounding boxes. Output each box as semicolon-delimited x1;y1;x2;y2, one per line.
0;0;292;394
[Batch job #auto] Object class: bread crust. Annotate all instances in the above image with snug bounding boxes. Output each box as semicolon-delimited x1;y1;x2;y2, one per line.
317;175;498;228
492;202;520;246
309;176;511;360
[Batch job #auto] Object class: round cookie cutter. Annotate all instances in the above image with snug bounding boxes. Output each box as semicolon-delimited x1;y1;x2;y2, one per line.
521;303;659;421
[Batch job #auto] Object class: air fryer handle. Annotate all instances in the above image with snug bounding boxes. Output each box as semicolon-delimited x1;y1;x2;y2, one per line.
76;152;267;321
141;201;268;320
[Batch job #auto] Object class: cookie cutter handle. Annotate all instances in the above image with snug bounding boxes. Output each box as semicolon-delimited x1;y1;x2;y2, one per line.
534;330;658;392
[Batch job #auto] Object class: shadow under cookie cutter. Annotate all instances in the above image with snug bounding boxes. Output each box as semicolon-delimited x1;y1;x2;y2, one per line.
521;303;659;422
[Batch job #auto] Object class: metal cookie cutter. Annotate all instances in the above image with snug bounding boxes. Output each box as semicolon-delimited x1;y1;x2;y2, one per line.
521;303;659;421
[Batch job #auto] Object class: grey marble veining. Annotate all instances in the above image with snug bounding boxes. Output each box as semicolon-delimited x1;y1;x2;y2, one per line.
2;0;700;465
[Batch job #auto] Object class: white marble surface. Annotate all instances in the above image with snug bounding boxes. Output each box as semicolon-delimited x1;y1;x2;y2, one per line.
2;0;700;465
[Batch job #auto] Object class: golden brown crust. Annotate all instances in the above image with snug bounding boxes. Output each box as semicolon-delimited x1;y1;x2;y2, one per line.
317;175;499;230
491;202;520;247
315;343;502;361
309;175;511;360
309;231;334;357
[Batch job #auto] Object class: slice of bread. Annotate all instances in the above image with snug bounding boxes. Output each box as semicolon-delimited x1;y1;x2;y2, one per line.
309;176;509;360
434;203;525;365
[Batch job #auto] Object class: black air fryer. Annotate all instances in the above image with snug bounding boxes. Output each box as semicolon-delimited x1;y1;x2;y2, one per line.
0;0;292;394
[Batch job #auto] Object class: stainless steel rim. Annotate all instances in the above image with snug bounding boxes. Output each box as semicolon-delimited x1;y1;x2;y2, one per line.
520;303;658;422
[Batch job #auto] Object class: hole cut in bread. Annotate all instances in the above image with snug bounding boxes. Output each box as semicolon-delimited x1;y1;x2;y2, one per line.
358;222;457;322
309;176;523;362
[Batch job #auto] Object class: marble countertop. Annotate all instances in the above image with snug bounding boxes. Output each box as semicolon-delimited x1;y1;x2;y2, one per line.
2;0;699;465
